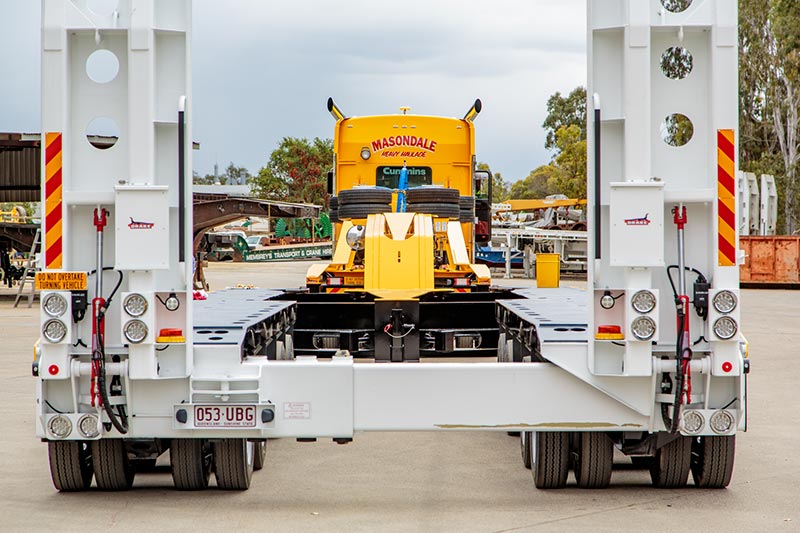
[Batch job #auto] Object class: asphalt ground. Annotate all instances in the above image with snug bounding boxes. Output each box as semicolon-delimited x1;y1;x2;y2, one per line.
0;261;797;532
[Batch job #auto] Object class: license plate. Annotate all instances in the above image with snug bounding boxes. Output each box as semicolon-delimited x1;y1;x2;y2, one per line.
36;271;88;291
194;405;256;428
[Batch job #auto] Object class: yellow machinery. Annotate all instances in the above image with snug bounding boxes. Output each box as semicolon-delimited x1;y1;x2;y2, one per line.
288;99;514;362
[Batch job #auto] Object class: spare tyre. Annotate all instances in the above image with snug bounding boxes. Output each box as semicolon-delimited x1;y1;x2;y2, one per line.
339;187;392;205
407;203;460;220
407;186;460;205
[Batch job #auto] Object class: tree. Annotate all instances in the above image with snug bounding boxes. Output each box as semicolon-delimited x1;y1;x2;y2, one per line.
510;165;558;199
739;0;800;233
549;125;587;199
223;162;252;185
251;137;333;206
542;87;586;152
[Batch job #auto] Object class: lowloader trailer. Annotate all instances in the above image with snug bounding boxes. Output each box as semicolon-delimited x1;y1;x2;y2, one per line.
35;0;747;492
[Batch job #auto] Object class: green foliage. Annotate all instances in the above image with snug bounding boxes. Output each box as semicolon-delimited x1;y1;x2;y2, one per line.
542;87;586;152
476;162;510;202
739;0;800;233
510;165;559;199
251;137;333;206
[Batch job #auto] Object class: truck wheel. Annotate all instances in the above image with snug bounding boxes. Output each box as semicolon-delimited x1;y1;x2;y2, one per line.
573;432;613;488
520;431;533;469
171;439;211;490
533;432;569;489
92;439;135;490
691;435;735;488
48;441;93;492
214;438;254;490
338;203;389;220
407;186;460;204
649;435;691;488
339;187;392;205
407;203;460;220
252;439;267;471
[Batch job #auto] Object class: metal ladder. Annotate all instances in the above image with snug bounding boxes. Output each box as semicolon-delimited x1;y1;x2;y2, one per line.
14;228;40;308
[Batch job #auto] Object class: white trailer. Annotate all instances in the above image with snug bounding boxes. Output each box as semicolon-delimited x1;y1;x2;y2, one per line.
36;0;747;491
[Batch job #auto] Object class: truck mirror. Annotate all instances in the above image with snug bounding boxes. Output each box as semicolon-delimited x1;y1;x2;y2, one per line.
327;171;334;194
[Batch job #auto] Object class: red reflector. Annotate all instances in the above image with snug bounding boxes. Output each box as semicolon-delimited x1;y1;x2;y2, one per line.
48;364;59;376
453;278;470;287
327;277;343;286
597;325;622;334
722;361;733;373
159;328;183;337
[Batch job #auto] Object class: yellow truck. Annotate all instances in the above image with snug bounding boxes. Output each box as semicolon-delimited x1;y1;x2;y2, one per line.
283;99;514;362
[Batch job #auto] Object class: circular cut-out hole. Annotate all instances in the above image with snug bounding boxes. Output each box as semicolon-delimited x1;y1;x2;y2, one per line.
86;49;119;84
87;0;119;16
85;116;119;150
660;113;694;147
661;47;693;80
661;0;692;13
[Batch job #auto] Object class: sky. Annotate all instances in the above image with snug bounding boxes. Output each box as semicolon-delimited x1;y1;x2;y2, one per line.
0;0;586;183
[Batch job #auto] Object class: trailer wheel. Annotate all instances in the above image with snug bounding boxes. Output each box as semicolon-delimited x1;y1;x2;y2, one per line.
691;435;735;488
48;441;93;492
649;436;691;488
252;439;267;471
171;439;212;490
520;431;533;469
533;432;569;489
214;438;254;490
338;187;392;205
573;432;613;488
92;439;135;490
406;203;460;220
407;186;460;204
338;203;389;220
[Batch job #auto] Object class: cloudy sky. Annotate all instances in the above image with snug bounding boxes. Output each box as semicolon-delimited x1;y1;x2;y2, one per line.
0;0;586;183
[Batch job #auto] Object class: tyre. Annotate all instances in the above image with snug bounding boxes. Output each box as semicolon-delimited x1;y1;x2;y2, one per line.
48;441;93;492
407;186;460;204
459;209;475;223
573;432;613;488
338;203;389;220
214;438;254;490
650;436;691;488
92;439;135;491
533;432;570;489
459;195;475;210
521;431;533;469
253;439;267;471
407;203;460;220
691;435;735;488
339;187;392;205
329;209;340;224
171;439;212;490
329;196;339;210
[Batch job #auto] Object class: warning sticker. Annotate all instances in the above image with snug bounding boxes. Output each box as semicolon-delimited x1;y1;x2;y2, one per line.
35;272;87;291
283;402;311;420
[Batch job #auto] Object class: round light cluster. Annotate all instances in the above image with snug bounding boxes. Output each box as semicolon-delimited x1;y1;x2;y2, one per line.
631;316;656;340
164;293;180;311
124;319;148;343
42;319;67;343
681;410;704;434
48;415;72;439
78;414;100;438
710;410;735;434
360;147;371;160
346;225;365;251
713;290;737;314
631;290;657;314
713;316;737;340
123;293;148;317
600;292;615;310
43;293;68;317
